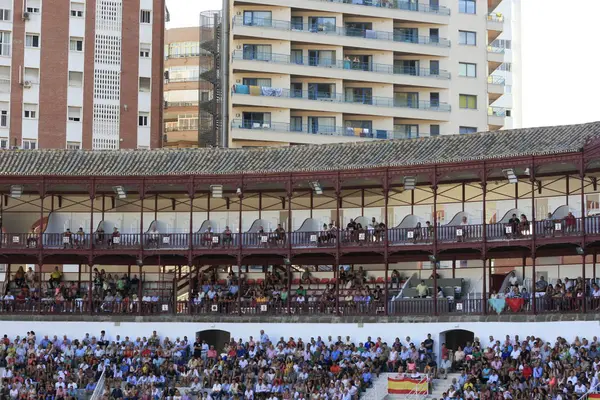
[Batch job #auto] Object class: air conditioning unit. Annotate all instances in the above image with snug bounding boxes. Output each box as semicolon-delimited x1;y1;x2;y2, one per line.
23;81;32;88
22;12;29;20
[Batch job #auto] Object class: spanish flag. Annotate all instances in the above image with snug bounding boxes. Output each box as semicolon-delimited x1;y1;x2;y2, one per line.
388;376;428;394
588;395;600;399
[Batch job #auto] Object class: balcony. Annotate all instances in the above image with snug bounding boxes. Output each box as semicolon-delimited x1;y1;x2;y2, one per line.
487;75;505;103
241;0;449;24
488;106;508;130
487;46;505;72
230;119;421;144
232;17;451;57
232;51;450;89
486;13;504;43
164;101;200;111
231;84;451;121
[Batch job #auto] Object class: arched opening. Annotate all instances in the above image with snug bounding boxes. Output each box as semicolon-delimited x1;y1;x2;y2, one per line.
196;329;231;351
439;329;475;358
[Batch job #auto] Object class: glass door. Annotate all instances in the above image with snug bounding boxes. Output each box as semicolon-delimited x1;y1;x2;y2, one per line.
394;92;419;108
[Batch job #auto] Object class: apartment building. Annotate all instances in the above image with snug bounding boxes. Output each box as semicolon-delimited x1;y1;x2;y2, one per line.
0;0;165;150
164;26;204;147
226;0;515;147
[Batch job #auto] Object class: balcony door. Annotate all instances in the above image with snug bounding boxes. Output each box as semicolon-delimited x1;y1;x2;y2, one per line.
242;112;271;129
394;92;419;108
243;11;272;27
242;44;272;61
308;83;334;100
395;60;420;75
308;50;335;67
308;117;335;135
308;17;336;33
345;88;373;105
345;22;372;37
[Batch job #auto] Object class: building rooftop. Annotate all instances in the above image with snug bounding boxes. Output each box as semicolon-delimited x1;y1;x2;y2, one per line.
0;122;598;177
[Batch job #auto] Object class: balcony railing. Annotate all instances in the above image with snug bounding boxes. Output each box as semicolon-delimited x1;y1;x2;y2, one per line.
487;46;505;54
164;77;200;83
488;106;509;117
165;126;198;132
232;84;452;112
233;16;451;48
231;119;398;139
165;101;200;108
312;0;450;16
486;13;504;23
1;218;594;252
487;75;506;85
232;50;451;80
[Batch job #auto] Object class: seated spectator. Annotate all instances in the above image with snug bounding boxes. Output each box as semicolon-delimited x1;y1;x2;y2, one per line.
535;275;548;292
13;266;25;287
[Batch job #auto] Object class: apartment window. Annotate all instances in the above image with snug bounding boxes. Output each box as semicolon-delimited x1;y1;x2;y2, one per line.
498;62;512;72
0;102;8;127
22;139;37;149
140;10;151;24
0;138;7;148
68;106;81;122
459;0;476;14
67;141;81;149
23;67;39;84
138;112;149;126
23;103;37;119
242;44;272;61
0;31;11;56
459;30;476;46
308;17;336;33
70;37;83;52
139;77;151;92
459;126;477;134
70;2;84;17
394;124;419;139
491;39;512;50
291;16;303;30
290;116;302;132
140;43;151;58
459;94;477;109
68;71;83;87
243;11;272;27
459;62;477;77
430;124;440;136
25;34;40;48
25;0;40;13
0;66;9;93
200;91;209;102
242;78;271;87
0;9;11;21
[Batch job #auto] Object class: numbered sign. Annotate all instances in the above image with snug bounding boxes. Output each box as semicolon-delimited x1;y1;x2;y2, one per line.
260;304;267;312
112;237;121;244
310;234;317;242
63;236;71;244
555;223;562;231
211;236;219;244
162;236;170;244
260;235;268;243
358;232;366;241
407;231;414;239
456;303;463;311
161;304;169;311
211;304;218;312
456;229;463;237
13;236;20;244
505;226;512;234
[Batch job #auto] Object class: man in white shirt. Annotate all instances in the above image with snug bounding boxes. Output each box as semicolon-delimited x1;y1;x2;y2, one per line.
55;377;66;390
510;347;521;360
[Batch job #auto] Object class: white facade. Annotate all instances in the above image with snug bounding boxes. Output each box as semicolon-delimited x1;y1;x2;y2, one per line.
227;0;518;147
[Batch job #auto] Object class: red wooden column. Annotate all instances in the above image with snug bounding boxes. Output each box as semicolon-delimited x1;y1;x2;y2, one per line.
138;264;143;315
383;169;389;316
89;180;95;251
530;161;536;314
139;180;146;253
431;166;438;315
39;179;45;250
286;175;292;296
482;255;487;315
532;253;537;314
335;172;341;315
88;263;93;314
582;254;587;313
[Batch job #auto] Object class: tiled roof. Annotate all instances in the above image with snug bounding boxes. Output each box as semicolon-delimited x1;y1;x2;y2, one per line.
0;122;599;177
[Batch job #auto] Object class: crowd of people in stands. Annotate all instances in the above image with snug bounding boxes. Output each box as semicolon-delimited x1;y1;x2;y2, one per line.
188;266;389;313
1;326;599;400
437;333;600;400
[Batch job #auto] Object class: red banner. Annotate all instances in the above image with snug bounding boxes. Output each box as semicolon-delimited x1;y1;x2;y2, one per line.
506;297;524;312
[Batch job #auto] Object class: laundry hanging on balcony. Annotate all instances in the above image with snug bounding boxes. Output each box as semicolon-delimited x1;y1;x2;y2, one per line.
260;87;283;97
